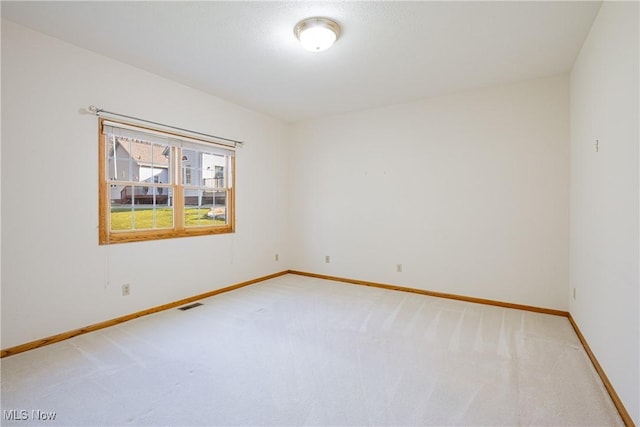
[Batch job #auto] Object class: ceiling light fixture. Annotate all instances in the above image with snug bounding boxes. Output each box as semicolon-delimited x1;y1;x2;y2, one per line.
294;17;341;52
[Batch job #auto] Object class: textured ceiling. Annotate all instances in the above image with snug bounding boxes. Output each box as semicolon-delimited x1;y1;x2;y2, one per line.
2;1;601;122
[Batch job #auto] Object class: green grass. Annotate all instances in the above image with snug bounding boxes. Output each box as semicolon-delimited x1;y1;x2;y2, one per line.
110;207;225;231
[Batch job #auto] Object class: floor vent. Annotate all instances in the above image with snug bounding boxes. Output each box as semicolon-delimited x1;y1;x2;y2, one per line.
178;302;203;311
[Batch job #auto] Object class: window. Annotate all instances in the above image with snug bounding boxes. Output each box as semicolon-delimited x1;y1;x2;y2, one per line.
184;163;192;185
98;118;235;244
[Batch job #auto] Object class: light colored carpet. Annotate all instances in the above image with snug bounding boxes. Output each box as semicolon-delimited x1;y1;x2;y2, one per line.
1;274;623;426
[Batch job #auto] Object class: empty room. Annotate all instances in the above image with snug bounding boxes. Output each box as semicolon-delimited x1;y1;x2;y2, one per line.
1;1;638;426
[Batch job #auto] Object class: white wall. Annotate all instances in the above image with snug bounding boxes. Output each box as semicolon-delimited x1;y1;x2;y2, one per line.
289;75;570;310
569;2;639;424
1;20;289;349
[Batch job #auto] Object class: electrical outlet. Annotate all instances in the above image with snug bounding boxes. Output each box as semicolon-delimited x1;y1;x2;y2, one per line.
122;284;130;296
275;253;279;262
397;264;403;273
325;255;330;263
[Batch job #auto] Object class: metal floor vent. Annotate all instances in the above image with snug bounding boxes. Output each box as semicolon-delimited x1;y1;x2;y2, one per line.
178;302;203;311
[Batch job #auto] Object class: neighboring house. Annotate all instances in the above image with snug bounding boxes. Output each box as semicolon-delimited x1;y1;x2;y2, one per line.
108;137;226;207
108;137;170;204
182;147;227;207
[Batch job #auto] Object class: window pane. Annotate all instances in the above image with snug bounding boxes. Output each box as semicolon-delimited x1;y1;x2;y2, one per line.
110;209;133;231
184;189;211;227
184;189;226;227
110;155;133;181
153;188;173;229
182;164;193;185
184;190;227;227
107;137;116;180
202;153;225;188
131;205;153;229
152;143;171;184
214;191;227;223
109;184;125;206
110;185;133;231
113;138;134;181
214;165;225;188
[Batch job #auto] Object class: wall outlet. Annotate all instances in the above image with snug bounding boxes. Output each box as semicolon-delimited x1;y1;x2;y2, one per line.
325;255;330;263
397;264;403;273
275;253;279;262
122;284;130;296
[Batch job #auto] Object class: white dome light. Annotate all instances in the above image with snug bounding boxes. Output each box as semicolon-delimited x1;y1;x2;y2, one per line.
294;17;341;52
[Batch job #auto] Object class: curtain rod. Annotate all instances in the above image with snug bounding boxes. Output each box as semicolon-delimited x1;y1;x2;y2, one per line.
88;105;245;147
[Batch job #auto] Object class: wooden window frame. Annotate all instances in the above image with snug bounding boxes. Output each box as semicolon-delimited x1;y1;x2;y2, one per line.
98;118;235;244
